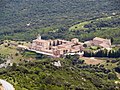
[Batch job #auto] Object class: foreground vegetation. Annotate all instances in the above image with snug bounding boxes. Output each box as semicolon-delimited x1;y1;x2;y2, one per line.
0;56;120;90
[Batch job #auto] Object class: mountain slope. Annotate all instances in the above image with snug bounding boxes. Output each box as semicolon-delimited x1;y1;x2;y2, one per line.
0;0;120;40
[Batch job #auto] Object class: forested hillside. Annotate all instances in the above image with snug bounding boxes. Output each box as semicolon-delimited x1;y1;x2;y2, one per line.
0;0;120;41
0;57;120;90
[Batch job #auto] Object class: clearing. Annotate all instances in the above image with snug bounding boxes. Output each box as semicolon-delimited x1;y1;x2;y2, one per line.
69;16;114;31
81;57;104;65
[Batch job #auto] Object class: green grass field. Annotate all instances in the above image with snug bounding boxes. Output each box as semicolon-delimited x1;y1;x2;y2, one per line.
69;21;91;31
69;16;117;31
0;40;32;63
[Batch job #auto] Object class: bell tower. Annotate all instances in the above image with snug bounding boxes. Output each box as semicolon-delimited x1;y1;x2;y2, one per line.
37;34;41;40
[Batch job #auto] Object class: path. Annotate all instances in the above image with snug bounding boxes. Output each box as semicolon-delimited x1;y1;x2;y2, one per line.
0;79;15;90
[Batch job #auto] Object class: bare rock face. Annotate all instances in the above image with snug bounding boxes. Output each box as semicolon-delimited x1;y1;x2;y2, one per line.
52;61;61;67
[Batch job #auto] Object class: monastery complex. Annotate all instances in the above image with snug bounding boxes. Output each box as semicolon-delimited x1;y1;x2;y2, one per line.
27;35;111;57
30;35;84;57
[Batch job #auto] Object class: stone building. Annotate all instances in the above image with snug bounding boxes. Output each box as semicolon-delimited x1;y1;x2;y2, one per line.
29;36;112;57
30;35;84;57
84;37;111;49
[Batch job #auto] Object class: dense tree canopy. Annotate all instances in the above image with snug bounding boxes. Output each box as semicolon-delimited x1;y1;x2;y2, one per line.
0;0;120;43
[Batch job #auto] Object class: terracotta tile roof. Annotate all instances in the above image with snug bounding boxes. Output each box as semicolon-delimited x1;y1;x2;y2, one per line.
93;37;108;42
71;38;79;40
33;39;49;43
99;43;110;48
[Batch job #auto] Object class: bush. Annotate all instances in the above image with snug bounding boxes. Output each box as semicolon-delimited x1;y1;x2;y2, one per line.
108;72;117;80
115;66;120;73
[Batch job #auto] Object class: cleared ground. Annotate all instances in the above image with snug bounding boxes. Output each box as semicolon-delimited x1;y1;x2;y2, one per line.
81;57;105;65
0;40;31;63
